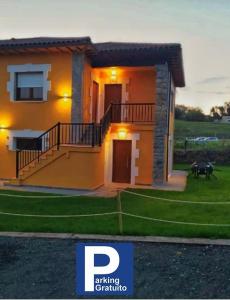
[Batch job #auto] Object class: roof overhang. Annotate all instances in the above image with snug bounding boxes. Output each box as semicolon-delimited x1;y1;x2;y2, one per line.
0;37;94;55
91;43;185;87
0;38;185;87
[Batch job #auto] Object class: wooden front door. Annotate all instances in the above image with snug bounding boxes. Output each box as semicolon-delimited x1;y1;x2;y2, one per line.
104;84;122;113
112;140;132;183
92;81;99;123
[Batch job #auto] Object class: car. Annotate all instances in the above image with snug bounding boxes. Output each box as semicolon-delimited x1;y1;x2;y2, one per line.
194;137;207;143
205;137;219;142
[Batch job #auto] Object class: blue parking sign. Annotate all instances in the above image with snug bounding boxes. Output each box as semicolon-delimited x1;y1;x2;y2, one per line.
76;242;133;296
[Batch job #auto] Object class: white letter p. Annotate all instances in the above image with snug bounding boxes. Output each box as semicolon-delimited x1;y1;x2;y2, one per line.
84;246;120;292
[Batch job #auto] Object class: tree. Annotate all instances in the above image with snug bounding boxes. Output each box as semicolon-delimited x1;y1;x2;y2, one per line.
210;102;230;120
186;107;206;121
175;105;206;121
175;105;188;120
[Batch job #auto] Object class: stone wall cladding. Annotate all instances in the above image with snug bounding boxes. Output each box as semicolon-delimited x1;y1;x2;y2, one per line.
71;53;85;123
153;64;170;184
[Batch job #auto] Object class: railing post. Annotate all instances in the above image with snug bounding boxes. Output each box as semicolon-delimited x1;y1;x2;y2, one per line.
16;150;19;178
99;124;102;146
110;104;113;122
57;122;61;150
92;123;95;147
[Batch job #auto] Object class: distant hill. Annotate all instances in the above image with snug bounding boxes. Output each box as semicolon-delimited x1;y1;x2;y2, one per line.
175;120;230;140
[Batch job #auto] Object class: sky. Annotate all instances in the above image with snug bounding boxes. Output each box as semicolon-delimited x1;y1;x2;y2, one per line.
0;0;230;114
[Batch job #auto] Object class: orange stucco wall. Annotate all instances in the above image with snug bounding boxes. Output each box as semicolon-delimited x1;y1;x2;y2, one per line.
0;57;157;187
125;68;156;103
0;53;72;178
92;67;156;121
0;53;72;129
135;126;153;185
22;145;105;189
0;130;15;179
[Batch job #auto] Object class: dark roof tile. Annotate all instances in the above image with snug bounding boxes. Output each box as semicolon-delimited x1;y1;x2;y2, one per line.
92;42;185;87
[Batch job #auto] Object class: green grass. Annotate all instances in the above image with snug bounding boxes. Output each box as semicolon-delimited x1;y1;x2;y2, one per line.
175;119;230;140
0;192;118;234
1;165;230;239
175;139;230;151
122;165;230;238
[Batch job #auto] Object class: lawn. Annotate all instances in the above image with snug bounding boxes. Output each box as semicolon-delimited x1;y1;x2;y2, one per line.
175;139;230;151
0;165;230;238
175;119;230;140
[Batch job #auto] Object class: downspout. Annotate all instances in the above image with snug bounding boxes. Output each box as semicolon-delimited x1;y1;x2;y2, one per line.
166;65;172;181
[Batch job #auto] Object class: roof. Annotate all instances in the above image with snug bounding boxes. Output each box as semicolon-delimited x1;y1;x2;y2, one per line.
0;36;93;54
0;38;185;87
92;42;185;87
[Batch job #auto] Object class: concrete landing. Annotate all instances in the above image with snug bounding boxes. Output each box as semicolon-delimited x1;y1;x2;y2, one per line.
0;170;187;197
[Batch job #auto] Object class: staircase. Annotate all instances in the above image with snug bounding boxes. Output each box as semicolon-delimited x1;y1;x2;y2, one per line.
15;103;155;180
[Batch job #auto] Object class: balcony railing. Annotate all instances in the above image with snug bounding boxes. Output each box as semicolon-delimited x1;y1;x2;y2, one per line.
111;103;154;123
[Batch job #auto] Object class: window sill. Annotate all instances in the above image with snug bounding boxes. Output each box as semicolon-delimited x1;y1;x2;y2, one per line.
11;100;47;103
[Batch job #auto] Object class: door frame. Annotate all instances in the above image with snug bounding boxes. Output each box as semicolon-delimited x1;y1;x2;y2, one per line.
104;132;140;185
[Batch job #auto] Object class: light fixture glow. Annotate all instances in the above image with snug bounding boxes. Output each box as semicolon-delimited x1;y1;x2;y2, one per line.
117;129;127;140
63;93;69;102
0;125;8;132
111;68;117;76
110;67;117;82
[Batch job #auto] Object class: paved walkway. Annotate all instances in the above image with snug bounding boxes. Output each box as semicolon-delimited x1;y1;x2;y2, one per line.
0;170;187;197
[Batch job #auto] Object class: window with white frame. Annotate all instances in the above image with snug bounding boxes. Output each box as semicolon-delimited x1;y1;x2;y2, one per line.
7;64;51;101
7;130;44;151
16;72;43;101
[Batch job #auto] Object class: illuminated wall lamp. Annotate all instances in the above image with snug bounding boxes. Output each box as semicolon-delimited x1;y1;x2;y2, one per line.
0;125;8;132
117;129;127;140
63;93;70;102
110;68;117;82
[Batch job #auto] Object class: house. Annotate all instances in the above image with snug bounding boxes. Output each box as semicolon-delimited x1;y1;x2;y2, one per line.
0;37;185;189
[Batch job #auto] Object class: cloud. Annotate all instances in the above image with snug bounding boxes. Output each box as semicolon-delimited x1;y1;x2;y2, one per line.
195;90;230;95
196;76;230;85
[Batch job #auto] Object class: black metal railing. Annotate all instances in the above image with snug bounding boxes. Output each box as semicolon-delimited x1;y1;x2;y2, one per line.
59;123;101;146
100;104;112;140
16;122;101;177
16;103;154;177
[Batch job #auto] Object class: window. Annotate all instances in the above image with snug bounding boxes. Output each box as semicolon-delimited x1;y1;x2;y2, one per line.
16;72;43;101
15;137;42;151
7;64;51;101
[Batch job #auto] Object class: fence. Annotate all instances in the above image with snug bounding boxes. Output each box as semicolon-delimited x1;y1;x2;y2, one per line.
0;190;230;233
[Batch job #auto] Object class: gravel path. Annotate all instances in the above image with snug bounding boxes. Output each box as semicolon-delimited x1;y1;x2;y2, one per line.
0;237;230;298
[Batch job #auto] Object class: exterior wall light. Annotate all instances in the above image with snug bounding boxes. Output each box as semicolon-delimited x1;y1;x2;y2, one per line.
63;93;70;102
110;67;117;82
117;129;127;140
0;125;8;132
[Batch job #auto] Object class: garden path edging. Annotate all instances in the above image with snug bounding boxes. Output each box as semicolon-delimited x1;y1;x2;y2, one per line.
0;231;230;246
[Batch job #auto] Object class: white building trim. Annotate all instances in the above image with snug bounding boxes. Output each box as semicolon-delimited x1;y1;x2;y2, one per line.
104;132;140;185
7;64;51;101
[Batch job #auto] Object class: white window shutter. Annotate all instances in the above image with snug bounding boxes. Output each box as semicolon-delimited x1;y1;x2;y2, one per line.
17;72;43;88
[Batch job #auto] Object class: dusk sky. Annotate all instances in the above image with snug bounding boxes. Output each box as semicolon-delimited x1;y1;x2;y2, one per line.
0;0;230;113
